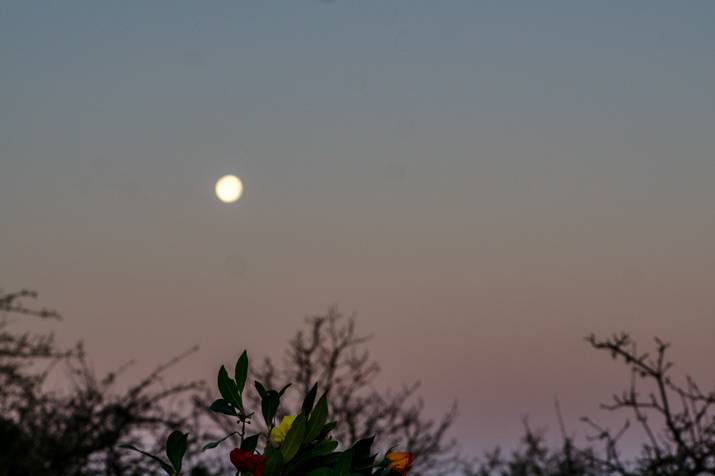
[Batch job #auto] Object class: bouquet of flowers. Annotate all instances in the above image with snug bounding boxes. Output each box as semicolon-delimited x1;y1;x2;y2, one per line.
120;350;413;475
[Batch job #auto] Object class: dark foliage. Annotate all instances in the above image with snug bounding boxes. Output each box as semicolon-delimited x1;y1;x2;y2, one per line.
581;333;715;475
3;289;714;476
466;333;715;476
244;306;463;476
0;289;204;476
465;418;601;476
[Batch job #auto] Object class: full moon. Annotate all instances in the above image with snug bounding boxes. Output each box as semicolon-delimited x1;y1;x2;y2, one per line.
215;174;243;203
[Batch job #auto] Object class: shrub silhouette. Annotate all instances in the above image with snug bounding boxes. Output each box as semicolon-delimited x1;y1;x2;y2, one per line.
0;290;203;476
2;289;714;475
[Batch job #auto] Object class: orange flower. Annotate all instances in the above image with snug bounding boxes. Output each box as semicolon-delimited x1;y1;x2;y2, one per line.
387;451;414;475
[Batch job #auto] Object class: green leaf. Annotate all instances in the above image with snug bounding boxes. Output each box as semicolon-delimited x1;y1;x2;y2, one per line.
284;438;339;473
235;351;249;394
278;383;292;396
200;440;221;451
240;433;260;453
260;391;280;428
280;413;307;462
118;444;174;475
311;438;339;455
332;449;353;476
218;366;242;410
264;447;284;476
350;436;377;471
305;469;332;476
254;380;268;399
264;444;279;458
166;431;188;472
316;421;337;441
301;383;318;416
305;392;328;443
209;398;237;416
201;432;238;452
351;436;375;458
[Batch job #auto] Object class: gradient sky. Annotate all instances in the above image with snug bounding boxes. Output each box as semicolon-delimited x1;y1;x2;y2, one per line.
2;1;715;455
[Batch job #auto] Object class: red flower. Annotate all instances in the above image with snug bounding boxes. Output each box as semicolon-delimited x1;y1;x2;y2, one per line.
230;448;267;476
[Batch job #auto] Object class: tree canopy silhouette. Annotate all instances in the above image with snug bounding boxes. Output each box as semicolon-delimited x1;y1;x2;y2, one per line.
2;289;715;476
0;289;202;476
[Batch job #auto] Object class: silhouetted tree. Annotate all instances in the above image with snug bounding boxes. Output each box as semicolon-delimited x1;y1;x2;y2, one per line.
465;333;715;476
5;288;715;476
0;289;205;476
239;306;464;476
464;417;601;476
582;333;715;476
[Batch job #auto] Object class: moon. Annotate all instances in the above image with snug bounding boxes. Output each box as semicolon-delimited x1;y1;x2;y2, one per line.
215;174;243;203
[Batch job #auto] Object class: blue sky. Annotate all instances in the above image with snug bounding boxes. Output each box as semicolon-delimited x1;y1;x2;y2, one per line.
2;1;715;453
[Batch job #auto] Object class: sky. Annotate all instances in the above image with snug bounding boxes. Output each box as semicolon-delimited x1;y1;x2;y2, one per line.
2;1;715;455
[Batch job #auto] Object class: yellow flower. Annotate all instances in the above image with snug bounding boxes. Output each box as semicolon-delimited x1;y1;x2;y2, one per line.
270;415;297;445
386;451;414;475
